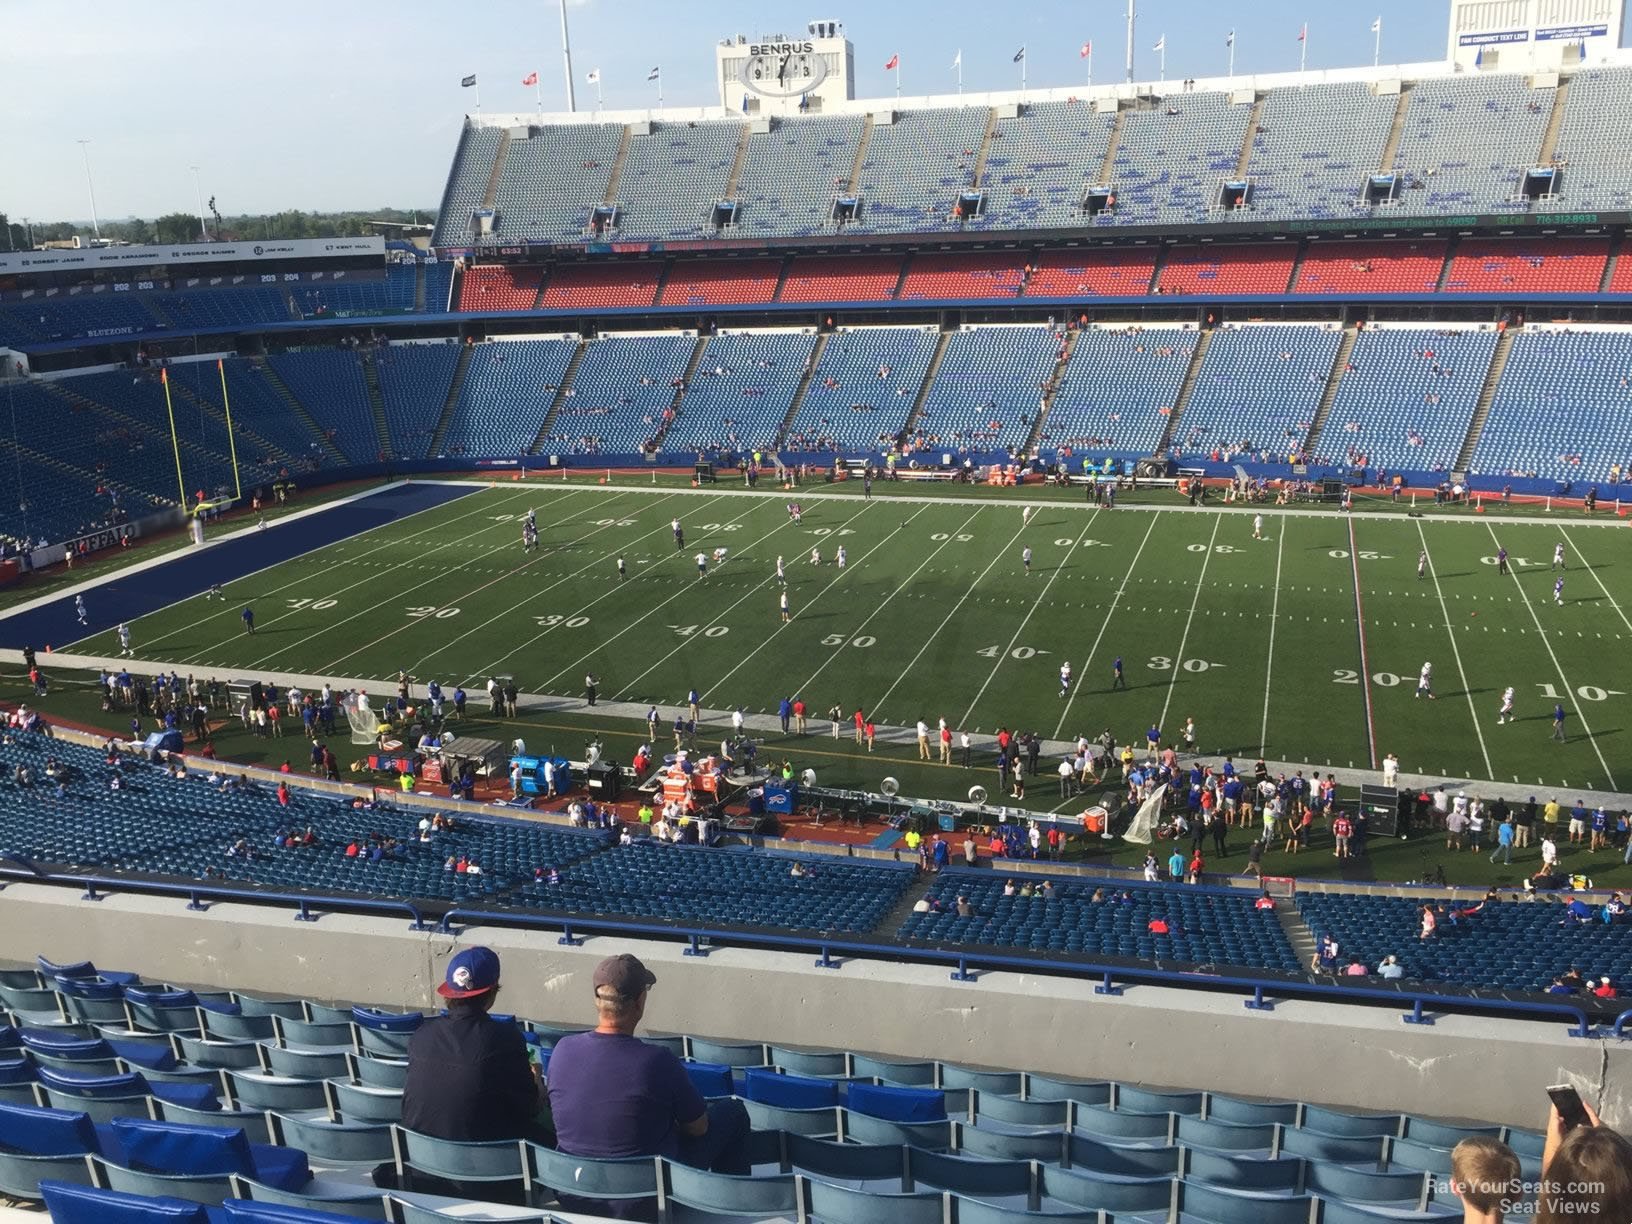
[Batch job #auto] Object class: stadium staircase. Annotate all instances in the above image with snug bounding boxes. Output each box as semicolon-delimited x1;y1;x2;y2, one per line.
479;129;512;212
648;336;711;451
279;286;301;320
1097;107;1125;185
603;125;633;204
1378;88;1412;176
165;378;289;471
1155;327;1215;456
1234;95;1265;179
358;351;394;461
253;358;348;465
1454;326;1518;472
412;264;427;312
1303;325;1360;459
1273;898;1318;968
1022;330;1078;454
723;124;752;202
771;253;794;301
529;339;588;455
1537;75;1571;166
841;114;875;220
1600;233;1624;292
651;259;675;304
1286;238;1311;294
429;345;475;457
966;106;1000;210
900;330;956;441
1434;237;1460;292
890;254;913;300
773;333;828;446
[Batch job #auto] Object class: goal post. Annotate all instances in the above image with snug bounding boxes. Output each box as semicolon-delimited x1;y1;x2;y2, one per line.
1260;875;1297;899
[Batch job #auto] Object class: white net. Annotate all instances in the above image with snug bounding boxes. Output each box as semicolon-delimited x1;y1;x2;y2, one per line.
344;692;379;746
1121;784;1168;845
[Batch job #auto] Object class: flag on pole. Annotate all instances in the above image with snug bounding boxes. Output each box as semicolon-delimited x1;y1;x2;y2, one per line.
586;68;600;83
647;67;660;81
460;74;477;87
1297;24;1307;40
1474;46;1484;67
1371;16;1381;33
884;53;899;69
952;49;962;68
1152;35;1165;52
1080;41;1092;57
1226;30;1234;47
1012;46;1026;62
521;71;538;86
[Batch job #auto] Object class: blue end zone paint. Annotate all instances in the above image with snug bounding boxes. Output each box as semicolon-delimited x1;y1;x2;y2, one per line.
0;481;481;651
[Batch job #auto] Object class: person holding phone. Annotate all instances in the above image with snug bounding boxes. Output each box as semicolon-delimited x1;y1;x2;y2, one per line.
1535;1085;1632;1223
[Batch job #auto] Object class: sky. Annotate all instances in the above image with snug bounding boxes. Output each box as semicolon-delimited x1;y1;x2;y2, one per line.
5;0;1628;223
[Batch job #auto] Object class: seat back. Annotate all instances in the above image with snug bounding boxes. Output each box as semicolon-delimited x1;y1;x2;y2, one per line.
1305;1161;1429;1208
1023;1075;1110;1106
742;1067;840;1109
0;1100;99;1156
850;1054;937;1085
1174;1114;1279;1153
1116;1085;1204;1116
905;1146;1031;1197
324;1080;404;1125
0;1149;97;1200
1075;1102;1174;1142
970;1091;1070;1129
783;1133;904;1183
847;1082;946;1123
663;1160;797;1217
1038;1165;1176;1213
800;1175;947;1224
346;1054;409;1090
1184;1148;1303;1192
769;1046;849;1078
524;1142;659;1203
227;1179;391;1220
110;1116;254;1177
89;1157;235;1208
1066;1132;1182;1177
391;1126;524;1187
937;1065;1023;1096
1300;1105;1401;1137
955;1123;1064;1163
841;1111;953;1151
1205;1094;1300;1126
200;1011;277;1043
41;1177;211;1224
225;1071;327;1114
741;1098;840;1137
1177;1180;1315;1223
269;1113;393;1167
261;1045;351;1081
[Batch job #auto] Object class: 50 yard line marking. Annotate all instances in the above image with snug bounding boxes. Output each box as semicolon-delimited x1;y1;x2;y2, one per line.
1348;517;1379;769
1155;512;1221;736
960;511;1099;728
1414;521;1492;779
1486;521;1617;789
1259;522;1285;755
1052;512;1159;740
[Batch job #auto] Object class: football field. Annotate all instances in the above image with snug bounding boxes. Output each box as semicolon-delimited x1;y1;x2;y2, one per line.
73;482;1631;794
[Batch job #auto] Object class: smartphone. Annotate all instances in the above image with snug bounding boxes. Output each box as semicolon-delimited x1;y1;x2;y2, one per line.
1547;1083;1591;1131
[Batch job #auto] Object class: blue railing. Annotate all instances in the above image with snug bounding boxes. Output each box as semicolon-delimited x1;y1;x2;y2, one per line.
0;861;1608;1038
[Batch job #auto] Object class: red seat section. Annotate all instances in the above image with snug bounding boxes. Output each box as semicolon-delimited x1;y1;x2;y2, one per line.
1293;241;1448;295
1609;257;1632;295
779;256;902;303
897;253;1025;300
1441;237;1610;294
538;263;662;310
1024;249;1158;298
1156;245;1297;296
456;265;543;312
658;259;782;307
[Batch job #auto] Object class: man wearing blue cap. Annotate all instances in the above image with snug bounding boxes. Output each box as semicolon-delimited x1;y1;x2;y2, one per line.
402;946;546;1149
548;953;749;1218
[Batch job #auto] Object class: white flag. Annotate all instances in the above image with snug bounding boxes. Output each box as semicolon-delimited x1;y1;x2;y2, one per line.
647;66;660;81
586;68;600;83
1371;16;1382;33
1153;35;1166;52
951;49;961;69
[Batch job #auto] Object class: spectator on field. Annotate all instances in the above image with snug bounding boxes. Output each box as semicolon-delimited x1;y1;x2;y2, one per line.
401;947;548;1181
1449;1135;1520;1224
548;955;749;1220
1535;1096;1632;1223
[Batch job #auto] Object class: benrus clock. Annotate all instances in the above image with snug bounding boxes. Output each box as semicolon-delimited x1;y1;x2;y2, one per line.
741;41;828;97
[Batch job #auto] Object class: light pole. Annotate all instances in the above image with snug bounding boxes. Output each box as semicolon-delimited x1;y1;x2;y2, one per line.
76;139;101;242
190;166;209;241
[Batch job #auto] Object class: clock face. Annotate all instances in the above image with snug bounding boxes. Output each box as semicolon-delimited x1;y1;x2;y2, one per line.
742;49;828;97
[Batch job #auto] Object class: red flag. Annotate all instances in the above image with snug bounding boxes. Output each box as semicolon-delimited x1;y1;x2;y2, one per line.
1080;41;1091;57
1297;24;1306;40
521;71;538;86
884;54;899;70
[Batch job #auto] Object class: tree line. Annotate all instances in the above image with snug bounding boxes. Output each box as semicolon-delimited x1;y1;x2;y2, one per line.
0;208;436;251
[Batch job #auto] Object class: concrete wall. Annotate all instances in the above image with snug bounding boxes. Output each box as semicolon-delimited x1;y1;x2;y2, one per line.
2;882;1626;1132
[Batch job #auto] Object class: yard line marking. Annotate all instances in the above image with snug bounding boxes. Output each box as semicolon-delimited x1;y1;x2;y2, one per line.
1156;513;1221;736
794;507;986;705
960;512;1099;728
537;500;872;690
131;486;547;654
1347;518;1380;770
871;512;1058;721
1259;521;1286;755
298;491;660;675
1414;521;1494;778
699;506;935;701
1484;521;1617;789
1052;513;1160;740
412;491;739;679
1560;526;1632;636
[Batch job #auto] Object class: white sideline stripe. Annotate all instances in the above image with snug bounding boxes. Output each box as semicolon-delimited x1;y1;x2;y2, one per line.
1562;527;1632;637
2;479;485;629
1484;521;1617;789
1416;521;1494;781
870;511;1041;722
1156;513;1221;735
154;486;556;659
959;511;1099;729
607;501;878;702
1260;523;1286;754
1052;513;1160;741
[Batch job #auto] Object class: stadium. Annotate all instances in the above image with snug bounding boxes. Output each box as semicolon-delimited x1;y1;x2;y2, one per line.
0;0;1630;1221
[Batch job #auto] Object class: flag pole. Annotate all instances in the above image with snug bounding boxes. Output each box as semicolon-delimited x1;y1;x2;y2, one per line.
895;60;901;99
1087;47;1093;86
1020;51;1026;91
160;368;187;510
559;0;577;113
1126;0;1136;83
656;70;663;109
1374;18;1382;68
474;80;482;116
956;51;963;94
1228;34;1236;80
1300;25;1308;73
596;74;603;110
1158;38;1165;82
216;359;241;501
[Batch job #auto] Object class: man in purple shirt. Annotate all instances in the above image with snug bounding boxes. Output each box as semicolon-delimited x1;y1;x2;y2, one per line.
548;954;749;1219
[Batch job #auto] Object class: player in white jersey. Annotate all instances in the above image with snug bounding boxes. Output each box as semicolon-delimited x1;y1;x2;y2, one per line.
1417;550;1427;580
1022;506;1032;524
1416;661;1435;700
1252;514;1263;540
775;556;786;585
810;547;821;566
206;583;223;600
1022;546;1032;575
1554;576;1565;605
836;546;846;570
1498;686;1515;724
1058;660;1072;698
1553;542;1566;570
75;595;87;625
695;552;707;578
712;547;728;564
117;623;132;657
779;590;790;623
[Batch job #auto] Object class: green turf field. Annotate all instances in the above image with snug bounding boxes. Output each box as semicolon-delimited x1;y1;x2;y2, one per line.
69;481;1631;795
